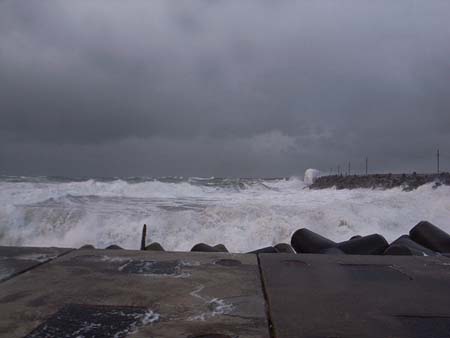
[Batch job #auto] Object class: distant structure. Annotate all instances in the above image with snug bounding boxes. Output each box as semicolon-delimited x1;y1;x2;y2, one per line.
328;149;446;177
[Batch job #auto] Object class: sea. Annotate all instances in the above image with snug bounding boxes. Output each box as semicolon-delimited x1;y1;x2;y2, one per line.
0;175;449;252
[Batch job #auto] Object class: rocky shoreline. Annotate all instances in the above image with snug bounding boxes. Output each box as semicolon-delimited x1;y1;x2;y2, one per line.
310;172;450;190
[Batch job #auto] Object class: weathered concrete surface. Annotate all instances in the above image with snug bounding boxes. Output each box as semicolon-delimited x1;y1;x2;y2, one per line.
260;253;450;338
0;249;268;338
2;246;450;338
0;246;72;283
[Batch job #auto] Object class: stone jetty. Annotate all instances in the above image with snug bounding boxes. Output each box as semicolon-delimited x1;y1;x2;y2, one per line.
310;172;450;190
142;221;450;257
0;221;449;337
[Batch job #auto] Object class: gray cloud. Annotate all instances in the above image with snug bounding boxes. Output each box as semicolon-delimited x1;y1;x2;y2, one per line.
1;0;450;177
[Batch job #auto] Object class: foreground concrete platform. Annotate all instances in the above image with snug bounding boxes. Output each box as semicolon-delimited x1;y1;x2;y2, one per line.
0;248;268;338
0;246;449;338
0;246;72;283
259;253;450;338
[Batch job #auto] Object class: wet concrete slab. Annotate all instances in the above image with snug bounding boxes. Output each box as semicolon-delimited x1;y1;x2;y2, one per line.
0;249;268;338
259;254;450;338
0;246;73;283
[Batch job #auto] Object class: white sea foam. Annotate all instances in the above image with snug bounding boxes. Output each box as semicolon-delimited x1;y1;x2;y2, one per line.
0;177;449;252
188;284;234;321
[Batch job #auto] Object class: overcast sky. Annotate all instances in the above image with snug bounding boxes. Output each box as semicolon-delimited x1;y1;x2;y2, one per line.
1;1;449;177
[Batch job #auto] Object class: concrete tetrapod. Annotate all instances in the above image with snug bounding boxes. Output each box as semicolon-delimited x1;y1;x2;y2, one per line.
290;228;336;253
337;234;388;255
409;221;450;253
384;235;437;256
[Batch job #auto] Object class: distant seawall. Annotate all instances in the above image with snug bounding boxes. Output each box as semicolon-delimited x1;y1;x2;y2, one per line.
310;172;450;190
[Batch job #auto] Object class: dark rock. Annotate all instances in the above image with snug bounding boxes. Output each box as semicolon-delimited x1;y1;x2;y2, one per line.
410;221;450;253
384;235;437;256
337;234;388;255
190;243;221;252
274;243;295;253
247;246;278;254
79;245;95;250
213;244;229;252
349;235;362;240
145;242;165;251
291;228;336;253
105;245;123;250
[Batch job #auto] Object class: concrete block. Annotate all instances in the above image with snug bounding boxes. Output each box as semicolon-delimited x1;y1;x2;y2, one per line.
410;221;450;253
290;228;336;253
259;253;450;338
0;246;72;283
0;249;269;338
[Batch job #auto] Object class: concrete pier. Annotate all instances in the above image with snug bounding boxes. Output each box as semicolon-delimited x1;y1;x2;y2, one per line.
0;246;71;283
259;253;450;338
0;246;449;337
0;247;267;338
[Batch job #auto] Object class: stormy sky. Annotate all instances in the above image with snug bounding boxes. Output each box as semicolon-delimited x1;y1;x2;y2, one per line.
1;1;449;177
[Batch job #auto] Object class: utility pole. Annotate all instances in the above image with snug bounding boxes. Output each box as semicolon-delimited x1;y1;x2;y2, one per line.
338;165;341;176
348;161;351;176
437;149;440;174
365;157;368;175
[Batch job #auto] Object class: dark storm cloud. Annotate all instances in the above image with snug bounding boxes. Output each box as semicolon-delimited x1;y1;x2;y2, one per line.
1;0;450;176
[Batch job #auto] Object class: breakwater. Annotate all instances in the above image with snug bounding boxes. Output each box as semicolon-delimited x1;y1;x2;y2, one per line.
83;220;450;258
310;172;450;190
1;230;449;337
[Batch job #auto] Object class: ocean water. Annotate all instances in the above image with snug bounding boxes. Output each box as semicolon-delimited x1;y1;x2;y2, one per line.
0;175;449;252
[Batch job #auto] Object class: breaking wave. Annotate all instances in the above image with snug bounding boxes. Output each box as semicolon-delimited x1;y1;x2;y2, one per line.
0;176;449;252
